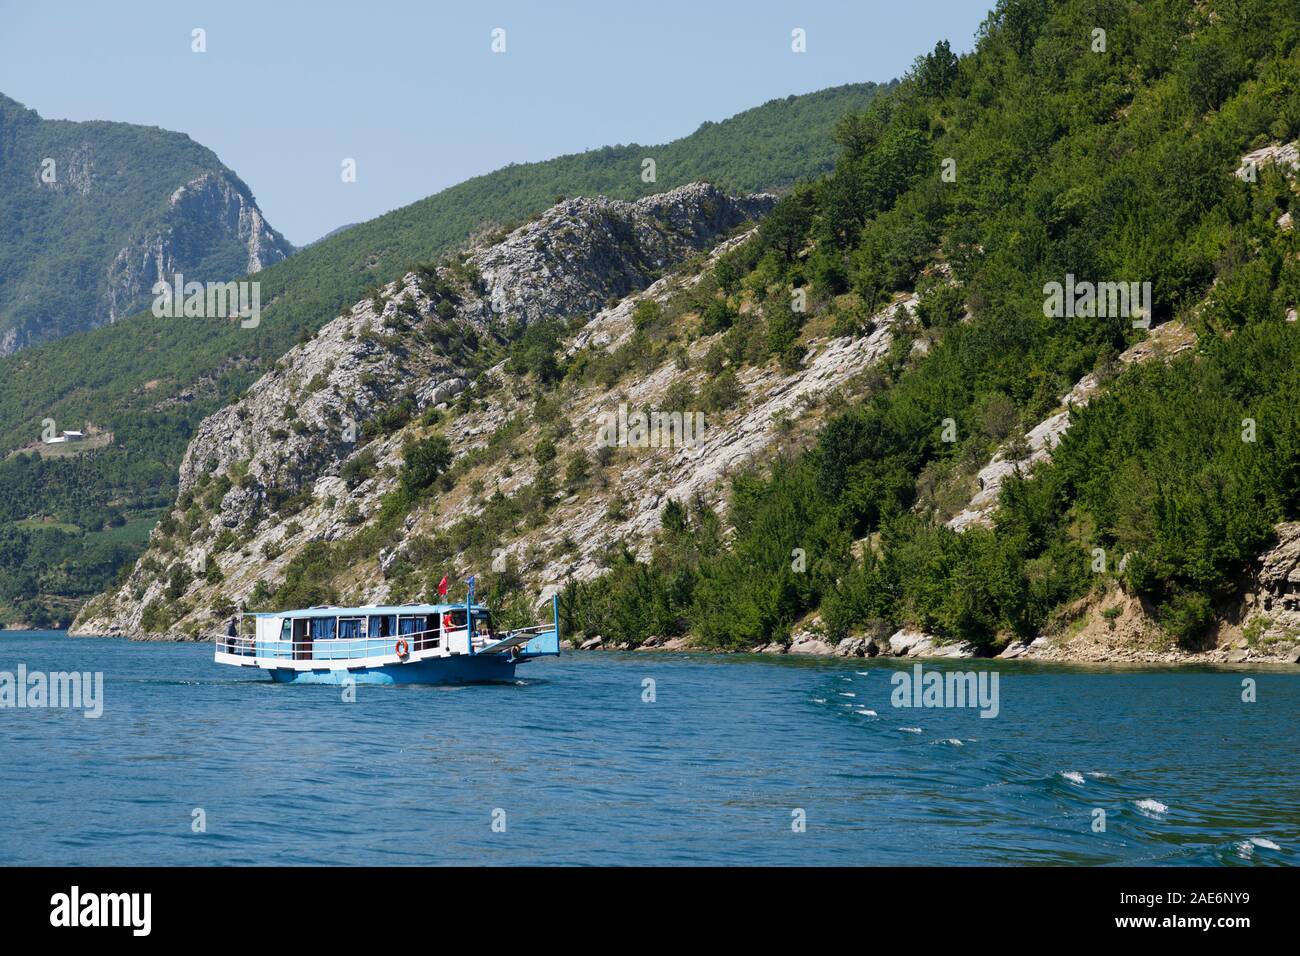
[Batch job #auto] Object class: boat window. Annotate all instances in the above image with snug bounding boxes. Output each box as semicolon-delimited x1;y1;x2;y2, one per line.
338;618;363;640
398;616;427;637
280;618;291;641
310;617;337;640
367;615;395;637
442;609;467;630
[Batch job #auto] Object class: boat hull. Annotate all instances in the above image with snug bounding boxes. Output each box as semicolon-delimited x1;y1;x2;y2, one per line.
267;655;519;686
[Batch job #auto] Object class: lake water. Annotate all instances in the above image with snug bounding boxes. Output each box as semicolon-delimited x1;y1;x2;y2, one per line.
1;630;1296;865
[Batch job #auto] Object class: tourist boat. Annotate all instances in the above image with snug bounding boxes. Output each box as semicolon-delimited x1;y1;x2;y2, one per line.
213;595;560;685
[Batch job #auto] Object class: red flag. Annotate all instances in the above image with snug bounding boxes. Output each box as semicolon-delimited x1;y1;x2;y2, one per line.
437;575;448;597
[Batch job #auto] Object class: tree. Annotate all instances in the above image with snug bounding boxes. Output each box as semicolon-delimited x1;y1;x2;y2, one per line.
399;436;452;497
506;318;565;383
913;40;959;97
757;184;817;262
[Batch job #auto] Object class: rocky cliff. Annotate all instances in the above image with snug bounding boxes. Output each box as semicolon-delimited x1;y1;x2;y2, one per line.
103;171;290;325
73;182;780;636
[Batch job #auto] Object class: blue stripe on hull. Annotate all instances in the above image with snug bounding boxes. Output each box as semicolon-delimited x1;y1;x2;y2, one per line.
268;655;518;685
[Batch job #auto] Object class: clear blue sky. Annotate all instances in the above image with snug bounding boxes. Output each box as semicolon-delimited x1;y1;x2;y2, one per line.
1;0;993;246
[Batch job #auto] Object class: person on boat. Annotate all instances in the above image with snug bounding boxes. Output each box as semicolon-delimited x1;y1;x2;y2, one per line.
224;614;239;654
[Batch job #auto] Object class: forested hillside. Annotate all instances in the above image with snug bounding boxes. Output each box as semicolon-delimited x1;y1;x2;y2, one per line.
0;81;885;627
561;0;1300;654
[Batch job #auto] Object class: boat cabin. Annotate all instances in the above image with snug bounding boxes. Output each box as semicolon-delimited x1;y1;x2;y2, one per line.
233;603;499;661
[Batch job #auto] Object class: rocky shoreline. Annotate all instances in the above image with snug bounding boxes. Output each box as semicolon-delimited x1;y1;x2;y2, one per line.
565;625;1300;666
31;620;1299;666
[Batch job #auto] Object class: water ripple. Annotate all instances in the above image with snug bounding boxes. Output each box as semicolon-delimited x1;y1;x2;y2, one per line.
0;633;1296;865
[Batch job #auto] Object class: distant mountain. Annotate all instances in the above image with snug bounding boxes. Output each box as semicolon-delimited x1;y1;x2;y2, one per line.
0;93;292;354
303;223;360;247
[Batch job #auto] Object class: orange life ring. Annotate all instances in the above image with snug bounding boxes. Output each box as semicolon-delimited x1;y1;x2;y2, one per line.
395;639;410;658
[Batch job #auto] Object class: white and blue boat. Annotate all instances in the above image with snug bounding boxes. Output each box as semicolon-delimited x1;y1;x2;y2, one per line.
213;594;560;685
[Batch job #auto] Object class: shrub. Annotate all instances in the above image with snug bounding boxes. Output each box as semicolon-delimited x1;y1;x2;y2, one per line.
699;299;736;335
701;369;742;412
340;449;379;489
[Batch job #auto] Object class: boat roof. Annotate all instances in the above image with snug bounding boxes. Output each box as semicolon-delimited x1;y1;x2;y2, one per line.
248;603;489;619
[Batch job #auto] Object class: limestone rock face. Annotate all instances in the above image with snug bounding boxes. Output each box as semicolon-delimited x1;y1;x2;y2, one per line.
1235;140;1300;180
998;640;1031;659
884;628;978;659
788;632;836;655
73;183;777;638
469;183;774;330
171;184;772;506
1243;523;1300;643
2;162;293;356
834;635;880;658
481;291;914;599
888;629;933;657
104;171;293;325
167;171;290;274
32;142;95;196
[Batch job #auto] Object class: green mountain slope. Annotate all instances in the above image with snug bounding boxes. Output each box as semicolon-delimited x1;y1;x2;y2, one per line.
559;0;1300;655
0;93;292;352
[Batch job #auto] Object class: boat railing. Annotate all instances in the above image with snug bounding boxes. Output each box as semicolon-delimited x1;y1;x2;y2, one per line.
504;623;554;637
213;626;448;662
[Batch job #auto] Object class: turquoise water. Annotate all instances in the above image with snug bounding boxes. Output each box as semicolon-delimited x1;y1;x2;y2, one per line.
0;630;1296;865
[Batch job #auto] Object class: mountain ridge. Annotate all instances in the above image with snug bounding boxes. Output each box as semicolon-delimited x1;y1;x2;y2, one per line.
72;182;776;636
0;92;293;353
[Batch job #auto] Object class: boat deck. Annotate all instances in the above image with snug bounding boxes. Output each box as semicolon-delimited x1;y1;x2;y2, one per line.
214;624;558;672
